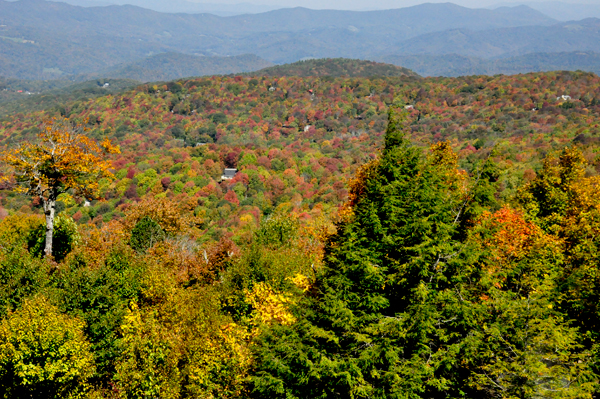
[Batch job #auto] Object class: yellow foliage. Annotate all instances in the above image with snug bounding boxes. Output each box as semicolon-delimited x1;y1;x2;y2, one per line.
57;192;76;207
239;213;255;227
118;282;251;398
245;282;296;327
0;117;119;202
429;141;459;167
289;273;311;292
187;321;252;398
0;212;43;252
115;303;182;399
429;141;469;196
0;296;95;398
123;196;202;237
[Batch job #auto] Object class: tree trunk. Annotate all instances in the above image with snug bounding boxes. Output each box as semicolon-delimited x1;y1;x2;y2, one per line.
43;197;56;257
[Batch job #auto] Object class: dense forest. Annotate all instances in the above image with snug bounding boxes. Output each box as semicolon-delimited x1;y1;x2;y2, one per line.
2;69;600;397
249;59;418;78
0;79;139;117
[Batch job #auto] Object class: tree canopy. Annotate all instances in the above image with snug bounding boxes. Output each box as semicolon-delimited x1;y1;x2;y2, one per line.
1;117;119;256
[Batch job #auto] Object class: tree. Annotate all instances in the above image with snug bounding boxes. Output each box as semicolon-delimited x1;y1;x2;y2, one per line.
0;296;95;398
249;106;473;398
1;117;119;257
248;108;595;398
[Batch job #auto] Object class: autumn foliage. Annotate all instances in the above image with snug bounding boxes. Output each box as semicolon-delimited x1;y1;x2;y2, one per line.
1;71;600;396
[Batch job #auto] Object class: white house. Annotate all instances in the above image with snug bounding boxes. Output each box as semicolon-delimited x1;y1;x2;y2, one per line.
221;168;238;181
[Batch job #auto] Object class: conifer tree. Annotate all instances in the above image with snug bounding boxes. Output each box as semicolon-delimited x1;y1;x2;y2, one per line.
249;106;473;398
249;108;595;399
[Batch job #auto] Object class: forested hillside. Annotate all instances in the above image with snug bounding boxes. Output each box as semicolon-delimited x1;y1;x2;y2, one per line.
0;78;139;117
2;70;600;397
79;53;274;83
2;70;600;238
383;51;600;77
250;58;419;78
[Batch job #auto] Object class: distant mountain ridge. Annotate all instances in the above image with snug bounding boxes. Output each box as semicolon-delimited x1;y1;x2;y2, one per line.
381;51;600;77
384;18;600;59
50;0;280;15
0;0;557;79
76;53;274;82
490;1;600;22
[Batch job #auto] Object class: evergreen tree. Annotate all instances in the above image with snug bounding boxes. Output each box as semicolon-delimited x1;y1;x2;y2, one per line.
249;107;474;398
248;108;595;398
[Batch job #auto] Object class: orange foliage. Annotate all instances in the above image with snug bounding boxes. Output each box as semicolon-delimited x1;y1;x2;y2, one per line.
476;206;556;275
70;220;128;269
1;117;119;202
346;158;379;209
122;196;202;237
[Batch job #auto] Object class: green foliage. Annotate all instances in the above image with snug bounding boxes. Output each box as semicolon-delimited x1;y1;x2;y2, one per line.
211;112;227;124
26;214;80;262
254;213;298;249
49;245;143;381
248;108;595;398
129;216;165;252
0;247;49;318
251;58;418;78
0;296;95;399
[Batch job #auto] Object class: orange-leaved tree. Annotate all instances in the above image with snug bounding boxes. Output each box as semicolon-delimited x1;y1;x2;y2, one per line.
0;117;119;257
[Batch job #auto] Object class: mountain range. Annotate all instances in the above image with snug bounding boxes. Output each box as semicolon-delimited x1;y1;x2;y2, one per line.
50;0;281;15
0;0;559;79
382;51;600;77
490;1;600;21
0;0;599;80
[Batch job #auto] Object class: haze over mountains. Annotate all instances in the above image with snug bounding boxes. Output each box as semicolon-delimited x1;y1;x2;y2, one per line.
48;0;281;15
490;2;600;21
0;0;599;81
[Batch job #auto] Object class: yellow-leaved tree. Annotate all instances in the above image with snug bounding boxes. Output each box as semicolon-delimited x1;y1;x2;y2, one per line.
0;117;119;257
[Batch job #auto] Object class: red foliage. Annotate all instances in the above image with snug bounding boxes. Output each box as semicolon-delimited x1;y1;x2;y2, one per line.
126;166;136;179
224;189;239;205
